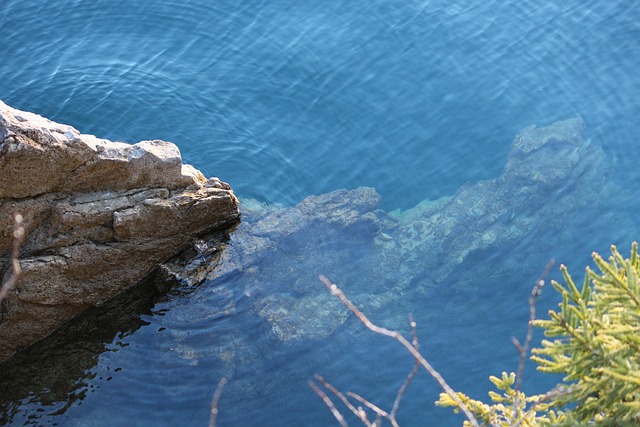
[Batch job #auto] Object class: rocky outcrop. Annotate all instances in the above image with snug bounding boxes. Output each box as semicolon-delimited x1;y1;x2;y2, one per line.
0;117;631;413
0;101;240;362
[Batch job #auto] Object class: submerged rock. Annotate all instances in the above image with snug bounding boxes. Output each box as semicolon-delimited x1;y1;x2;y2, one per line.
0;101;240;362
0;109;623;380
378;118;617;291
184;117;620;347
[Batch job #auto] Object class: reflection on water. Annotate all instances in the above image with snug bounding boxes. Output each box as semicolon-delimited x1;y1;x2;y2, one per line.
0;275;162;424
1;0;640;425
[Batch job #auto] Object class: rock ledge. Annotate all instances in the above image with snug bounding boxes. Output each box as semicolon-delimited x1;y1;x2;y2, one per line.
0;101;240;362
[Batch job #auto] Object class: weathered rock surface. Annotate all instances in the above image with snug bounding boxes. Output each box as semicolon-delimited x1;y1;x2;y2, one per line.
0;101;240;362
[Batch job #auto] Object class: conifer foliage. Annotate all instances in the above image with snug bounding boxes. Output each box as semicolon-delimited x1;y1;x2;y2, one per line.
438;243;640;426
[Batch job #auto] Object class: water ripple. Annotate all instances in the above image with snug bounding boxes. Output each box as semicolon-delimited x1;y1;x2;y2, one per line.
1;0;640;425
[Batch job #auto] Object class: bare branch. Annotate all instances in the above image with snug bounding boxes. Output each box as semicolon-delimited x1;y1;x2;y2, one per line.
389;315;421;426
319;275;479;427
346;391;389;419
314;374;373;426
510;259;554;427
208;377;228;427
0;213;25;304
531;384;573;409
308;379;349;427
511;384;574;427
513;259;555;395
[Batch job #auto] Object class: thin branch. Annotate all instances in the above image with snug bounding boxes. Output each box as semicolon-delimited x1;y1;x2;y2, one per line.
314;374;373;426
509;384;574;427
510;259;554;427
309;379;349;427
0;213;25;304
208;377;228;427
319;275;479;427
389;315;420;426
346;391;389;419
513;259;555;394
529;384;574;411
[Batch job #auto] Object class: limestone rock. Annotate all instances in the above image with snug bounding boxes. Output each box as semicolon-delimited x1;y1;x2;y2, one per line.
0;101;240;362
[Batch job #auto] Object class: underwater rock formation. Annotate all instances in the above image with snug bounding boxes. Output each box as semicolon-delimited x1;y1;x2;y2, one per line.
169;117;619;347
377;118;617;291
0;101;240;362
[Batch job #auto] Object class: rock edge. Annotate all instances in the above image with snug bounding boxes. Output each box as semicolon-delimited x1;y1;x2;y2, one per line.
0;101;240;362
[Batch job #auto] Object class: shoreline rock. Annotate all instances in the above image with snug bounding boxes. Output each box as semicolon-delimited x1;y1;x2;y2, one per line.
0;101;240;362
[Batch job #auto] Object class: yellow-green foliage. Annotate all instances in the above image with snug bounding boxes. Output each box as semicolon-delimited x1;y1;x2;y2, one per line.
436;372;564;426
437;243;640;426
532;243;640;425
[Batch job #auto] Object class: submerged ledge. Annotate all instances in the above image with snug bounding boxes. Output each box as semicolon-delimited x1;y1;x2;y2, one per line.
0;101;240;362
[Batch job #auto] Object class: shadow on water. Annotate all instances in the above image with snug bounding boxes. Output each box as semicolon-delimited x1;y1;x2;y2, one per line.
0;276;163;424
0;231;233;426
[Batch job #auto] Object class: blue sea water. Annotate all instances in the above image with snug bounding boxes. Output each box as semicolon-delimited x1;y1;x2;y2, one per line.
1;0;640;426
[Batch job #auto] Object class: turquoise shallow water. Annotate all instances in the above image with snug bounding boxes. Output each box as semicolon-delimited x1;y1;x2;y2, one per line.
1;0;640;426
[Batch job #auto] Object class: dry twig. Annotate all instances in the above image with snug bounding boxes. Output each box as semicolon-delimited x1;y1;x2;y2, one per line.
208;377;228;427
311;333;418;427
509;259;554;426
0;213;25;304
347;391;389;420
512;259;555;395
389;315;420;423
308;378;349;427
314;374;374;426
314;275;479;427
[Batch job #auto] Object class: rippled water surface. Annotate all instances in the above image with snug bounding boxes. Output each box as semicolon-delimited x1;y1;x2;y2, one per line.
1;0;640;426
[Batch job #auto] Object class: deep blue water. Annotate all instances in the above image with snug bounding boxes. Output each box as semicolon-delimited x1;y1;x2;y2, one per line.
1;0;640;426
